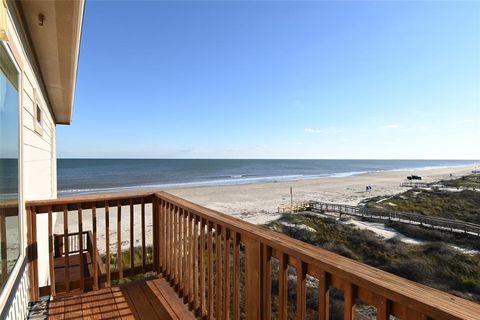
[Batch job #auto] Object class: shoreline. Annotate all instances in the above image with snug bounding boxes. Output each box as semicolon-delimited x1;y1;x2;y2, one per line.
53;164;475;253
57;162;477;197
168;164;475;224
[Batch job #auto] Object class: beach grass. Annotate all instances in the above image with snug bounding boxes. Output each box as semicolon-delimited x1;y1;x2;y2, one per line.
364;188;480;224
438;174;480;189
265;213;480;303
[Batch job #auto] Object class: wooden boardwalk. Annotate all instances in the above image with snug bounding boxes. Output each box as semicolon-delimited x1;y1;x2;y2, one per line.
47;277;195;320
309;201;480;237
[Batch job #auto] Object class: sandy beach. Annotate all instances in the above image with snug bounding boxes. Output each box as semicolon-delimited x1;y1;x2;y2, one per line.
52;164;475;253
168;164;475;224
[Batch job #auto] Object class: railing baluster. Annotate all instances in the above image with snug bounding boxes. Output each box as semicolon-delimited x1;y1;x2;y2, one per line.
117;201;123;280
63;205;70;293
208;221;214;319
27;206;39;301
105;201;111;287
279;253;287;320
92;203;98;290
344;283;356;320
158;199;167;275
296;261;306;320
169;202;174;281
233;231;240;320
173;205;178;285
200;218;206;315
130;199;134;275
215;224;222;320
141;198;146;273
188;211;194;306
223;229;230;320
377;297;391;320
262;244;271;319
180;208;185;294
244;237;262;319
78;204;84;291
193;215;199;311
153;196;159;273
47;206;55;296
165;201;170;278
318;271;329;320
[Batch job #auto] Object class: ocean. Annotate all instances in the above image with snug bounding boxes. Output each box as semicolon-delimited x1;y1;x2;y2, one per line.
57;159;477;197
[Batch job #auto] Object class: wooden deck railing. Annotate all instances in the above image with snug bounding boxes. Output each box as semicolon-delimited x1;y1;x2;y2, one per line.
26;192;480;319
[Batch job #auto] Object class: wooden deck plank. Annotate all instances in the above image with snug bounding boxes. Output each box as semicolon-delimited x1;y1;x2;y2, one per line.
121;280;166;320
149;277;196;320
47;276;195;320
111;287;135;320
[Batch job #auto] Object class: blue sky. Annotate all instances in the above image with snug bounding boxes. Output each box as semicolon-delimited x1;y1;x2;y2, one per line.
58;1;480;159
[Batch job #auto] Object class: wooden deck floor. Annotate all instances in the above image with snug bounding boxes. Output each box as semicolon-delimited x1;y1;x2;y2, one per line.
47;277;195;320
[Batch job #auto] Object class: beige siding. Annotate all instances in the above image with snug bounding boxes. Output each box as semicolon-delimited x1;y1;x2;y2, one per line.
2;6;57;311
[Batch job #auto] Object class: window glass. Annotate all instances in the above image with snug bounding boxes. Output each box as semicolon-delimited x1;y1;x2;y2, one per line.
0;43;20;292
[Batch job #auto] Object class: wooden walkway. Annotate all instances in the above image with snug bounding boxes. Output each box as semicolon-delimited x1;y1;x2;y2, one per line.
309;201;480;237
47;277;195;320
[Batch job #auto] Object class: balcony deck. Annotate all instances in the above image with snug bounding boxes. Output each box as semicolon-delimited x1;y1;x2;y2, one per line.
47;277;194;320
25;191;480;320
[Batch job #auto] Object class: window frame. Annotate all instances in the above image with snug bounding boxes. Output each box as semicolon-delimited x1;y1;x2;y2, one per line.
0;40;25;307
33;89;43;135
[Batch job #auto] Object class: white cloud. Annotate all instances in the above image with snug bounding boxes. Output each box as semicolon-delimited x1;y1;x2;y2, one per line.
304;127;343;134
382;124;400;129
456;119;479;125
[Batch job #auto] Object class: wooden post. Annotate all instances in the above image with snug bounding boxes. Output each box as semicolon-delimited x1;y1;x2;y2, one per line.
27;206;39;301
290;187;293;212
153;196;159;273
244;237;263;320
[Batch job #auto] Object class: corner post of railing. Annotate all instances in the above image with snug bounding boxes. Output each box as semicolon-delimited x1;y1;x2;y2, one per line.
26;205;39;301
153;195;160;273
244;236;263;319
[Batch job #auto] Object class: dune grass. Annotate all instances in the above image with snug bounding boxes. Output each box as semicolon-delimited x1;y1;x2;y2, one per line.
438;174;480;189
265;213;480;303
363;188;480;224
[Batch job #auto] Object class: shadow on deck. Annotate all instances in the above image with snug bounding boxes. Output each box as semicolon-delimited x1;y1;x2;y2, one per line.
47;277;195;320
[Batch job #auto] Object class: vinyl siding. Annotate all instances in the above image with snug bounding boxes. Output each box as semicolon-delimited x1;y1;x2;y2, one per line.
1;5;57;316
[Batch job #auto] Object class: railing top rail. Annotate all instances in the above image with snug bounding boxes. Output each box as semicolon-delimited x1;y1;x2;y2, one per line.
25;191;155;212
155;191;480;319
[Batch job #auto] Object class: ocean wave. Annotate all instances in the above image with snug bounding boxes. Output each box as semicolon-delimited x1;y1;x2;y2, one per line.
57;162;475;197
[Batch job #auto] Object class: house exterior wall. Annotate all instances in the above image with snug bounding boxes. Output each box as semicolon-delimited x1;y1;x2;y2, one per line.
0;3;57;315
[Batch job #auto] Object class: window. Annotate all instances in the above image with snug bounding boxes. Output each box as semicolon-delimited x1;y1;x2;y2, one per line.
0;43;20;293
34;90;42;134
36;104;41;124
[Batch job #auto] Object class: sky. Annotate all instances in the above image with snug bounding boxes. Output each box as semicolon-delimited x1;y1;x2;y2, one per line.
58;1;480;159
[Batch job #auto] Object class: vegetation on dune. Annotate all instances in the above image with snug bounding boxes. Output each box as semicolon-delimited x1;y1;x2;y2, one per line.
264;213;480;304
363;188;480;224
438;174;480;189
385;221;480;251
101;246;154;284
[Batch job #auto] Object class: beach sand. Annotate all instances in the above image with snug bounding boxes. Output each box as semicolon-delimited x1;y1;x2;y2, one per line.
168;164;474;224
52;165;475;253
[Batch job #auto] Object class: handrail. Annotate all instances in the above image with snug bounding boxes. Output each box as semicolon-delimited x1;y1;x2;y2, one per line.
26;192;155;298
155;191;480;319
309;201;480;237
25;191;480;319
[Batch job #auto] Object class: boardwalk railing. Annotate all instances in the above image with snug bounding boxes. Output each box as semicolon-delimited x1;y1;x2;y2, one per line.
26;192;480;319
277;201;310;213
309;201;480;237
